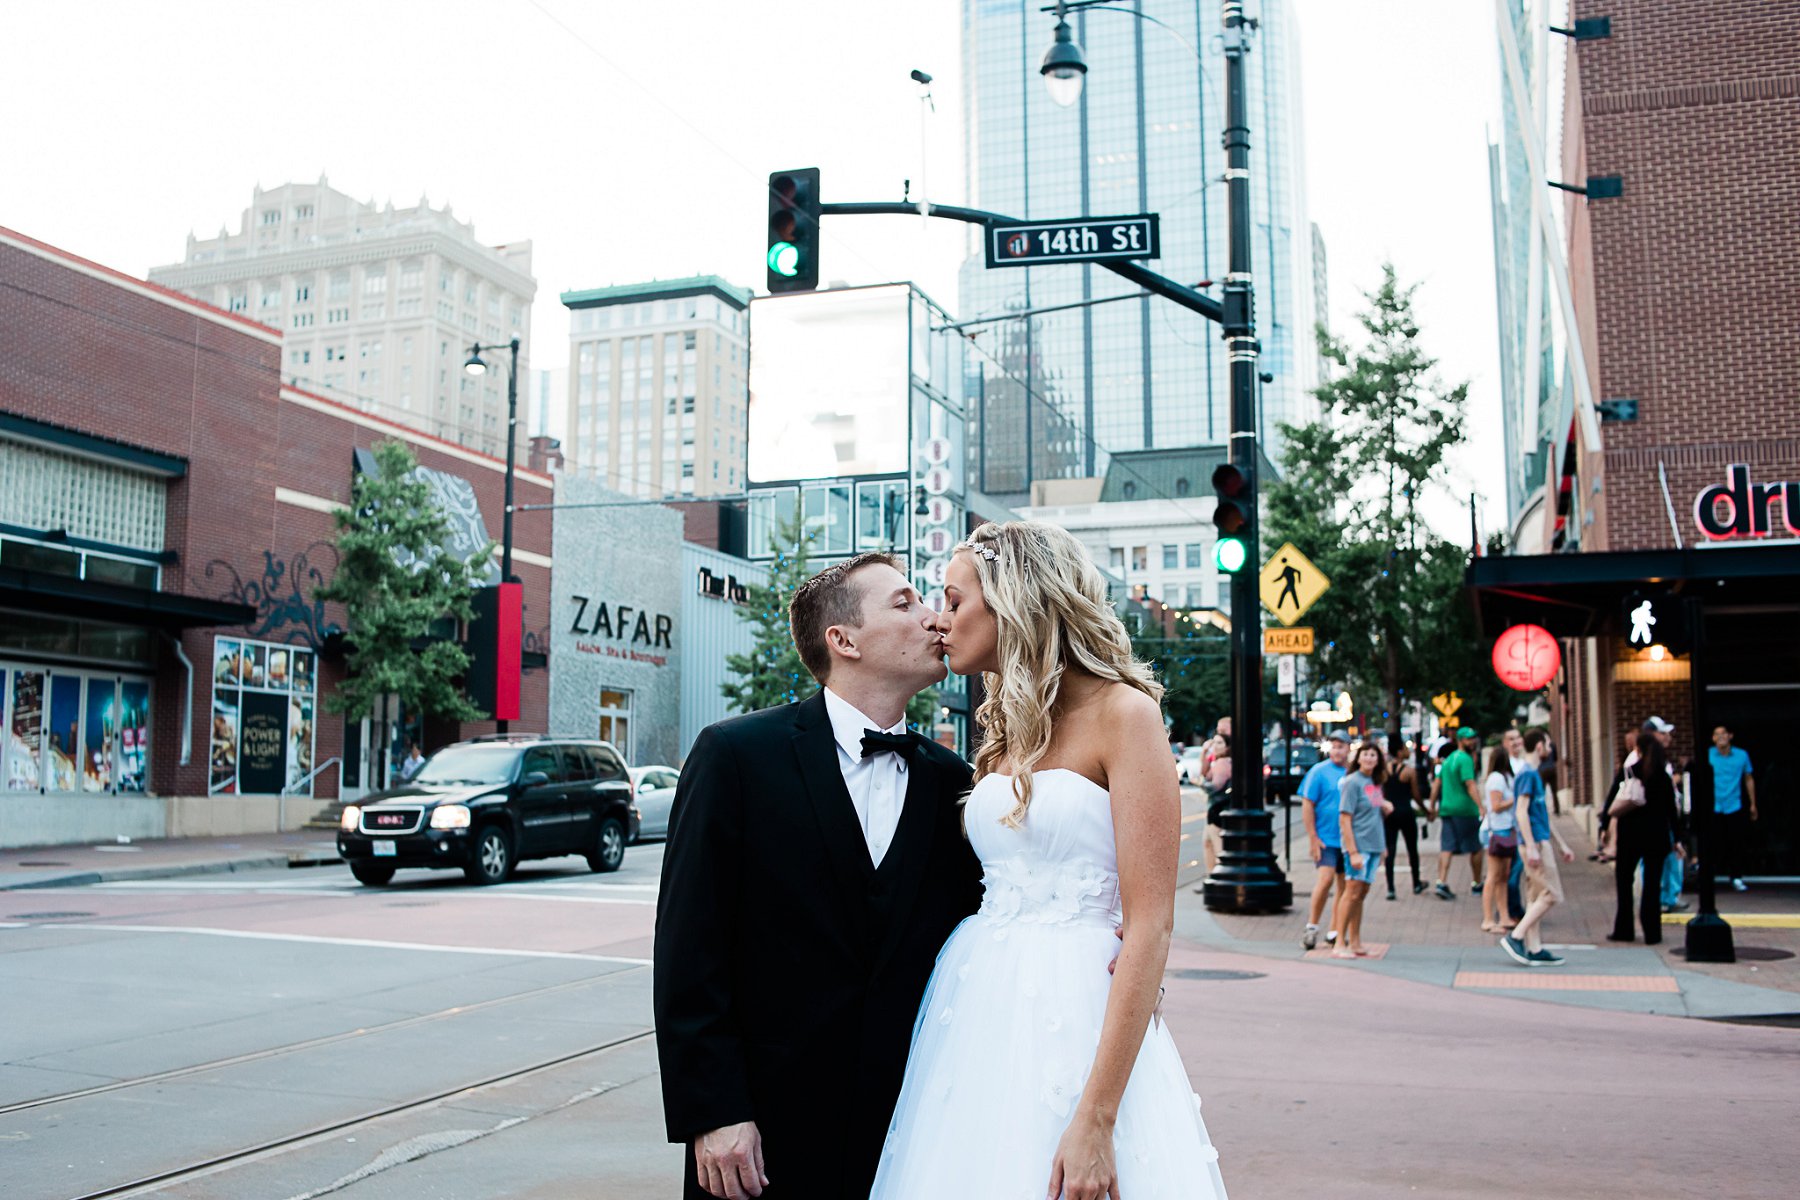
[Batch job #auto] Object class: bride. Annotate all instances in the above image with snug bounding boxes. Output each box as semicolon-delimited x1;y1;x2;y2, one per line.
871;521;1227;1200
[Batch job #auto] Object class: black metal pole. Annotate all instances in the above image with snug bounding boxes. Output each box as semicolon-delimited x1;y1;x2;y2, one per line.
1202;0;1289;913
498;336;519;734
1683;594;1734;961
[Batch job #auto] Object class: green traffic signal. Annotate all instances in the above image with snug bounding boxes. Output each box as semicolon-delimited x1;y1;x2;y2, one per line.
1214;537;1247;573
767;241;800;277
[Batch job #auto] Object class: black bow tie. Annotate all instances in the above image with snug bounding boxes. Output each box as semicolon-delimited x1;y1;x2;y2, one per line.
860;729;912;758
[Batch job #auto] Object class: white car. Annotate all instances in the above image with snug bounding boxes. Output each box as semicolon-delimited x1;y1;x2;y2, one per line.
628;765;680;842
1178;746;1207;786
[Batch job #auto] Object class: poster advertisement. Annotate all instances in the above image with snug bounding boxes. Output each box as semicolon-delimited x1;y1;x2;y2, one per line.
46;675;81;792
118;679;149;792
7;670;44;791
236;691;288;795
86;681;116;793
209;689;238;794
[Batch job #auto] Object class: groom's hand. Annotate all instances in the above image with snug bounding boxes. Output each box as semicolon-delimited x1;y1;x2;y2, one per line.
695;1121;767;1199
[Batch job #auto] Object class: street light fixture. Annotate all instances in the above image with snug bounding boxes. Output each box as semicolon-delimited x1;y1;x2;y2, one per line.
1041;12;1086;107
464;336;521;732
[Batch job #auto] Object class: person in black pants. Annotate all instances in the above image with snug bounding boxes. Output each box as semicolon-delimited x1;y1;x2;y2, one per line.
1610;731;1678;945
1382;734;1422;899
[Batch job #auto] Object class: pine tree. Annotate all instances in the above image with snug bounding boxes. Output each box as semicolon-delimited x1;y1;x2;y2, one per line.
722;502;941;727
722;502;817;714
1265;264;1512;735
315;440;492;754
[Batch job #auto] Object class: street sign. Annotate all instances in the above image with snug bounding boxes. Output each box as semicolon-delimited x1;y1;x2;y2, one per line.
1276;655;1296;695
920;527;955;556
1431;691;1463;721
922;465;951;495
923;496;954;526
922;436;952;465
924;558;950;587
1258;543;1330;626
986;214;1161;268
1263;626;1314;655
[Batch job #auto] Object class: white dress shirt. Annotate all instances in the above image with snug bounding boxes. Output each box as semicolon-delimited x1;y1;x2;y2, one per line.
822;687;909;868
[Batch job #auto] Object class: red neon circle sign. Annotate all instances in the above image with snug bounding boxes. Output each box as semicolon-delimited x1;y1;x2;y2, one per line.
1491;624;1561;691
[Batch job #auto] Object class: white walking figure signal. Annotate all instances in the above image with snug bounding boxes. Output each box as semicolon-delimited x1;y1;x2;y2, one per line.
1628;599;1657;646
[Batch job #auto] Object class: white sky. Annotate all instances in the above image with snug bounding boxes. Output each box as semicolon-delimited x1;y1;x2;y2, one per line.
1;0;1508;537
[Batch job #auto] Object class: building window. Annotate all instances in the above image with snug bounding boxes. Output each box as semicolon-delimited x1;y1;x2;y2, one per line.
260;288;281;309
261;209;281;225
228;293;248;313
1163;545;1178;570
207;636;318;796
364;273;388;296
293;203;314;219
1131;546;1148;572
597;688;632;759
294;283;311;302
0;666;152;794
1122;481;1137;500
1186;543;1205;569
329;274;350;301
1175;477;1190;497
292;313;314;328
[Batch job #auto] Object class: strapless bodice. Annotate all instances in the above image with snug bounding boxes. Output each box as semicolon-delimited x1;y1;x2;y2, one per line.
966;769;1120;929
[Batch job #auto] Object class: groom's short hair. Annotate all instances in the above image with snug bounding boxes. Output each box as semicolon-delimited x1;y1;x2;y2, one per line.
790;552;902;683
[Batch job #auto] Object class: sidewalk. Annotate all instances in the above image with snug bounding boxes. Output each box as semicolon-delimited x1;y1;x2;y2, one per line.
1179;810;1800;1022
0;830;340;891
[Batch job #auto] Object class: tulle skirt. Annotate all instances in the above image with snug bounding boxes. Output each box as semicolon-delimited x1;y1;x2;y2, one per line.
870;913;1229;1200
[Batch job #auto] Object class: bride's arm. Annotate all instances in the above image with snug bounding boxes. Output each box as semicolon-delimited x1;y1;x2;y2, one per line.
1049;687;1180;1200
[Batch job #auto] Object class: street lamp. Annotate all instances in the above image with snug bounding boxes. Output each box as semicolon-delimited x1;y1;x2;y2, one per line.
464;336;521;732
1040;9;1086;107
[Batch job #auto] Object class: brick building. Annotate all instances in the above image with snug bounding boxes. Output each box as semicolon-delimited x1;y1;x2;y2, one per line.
1471;3;1800;877
1;227;553;849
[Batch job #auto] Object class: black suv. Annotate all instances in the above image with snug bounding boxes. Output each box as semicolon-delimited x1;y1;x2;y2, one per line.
337;737;639;886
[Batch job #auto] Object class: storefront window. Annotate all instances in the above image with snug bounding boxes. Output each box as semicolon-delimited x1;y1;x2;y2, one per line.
208;637;317;796
83;678;115;792
5;669;45;790
45;674;81;792
598;687;633;762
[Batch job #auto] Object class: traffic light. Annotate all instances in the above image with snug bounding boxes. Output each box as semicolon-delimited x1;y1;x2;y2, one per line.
1211;462;1251;572
766;168;821;293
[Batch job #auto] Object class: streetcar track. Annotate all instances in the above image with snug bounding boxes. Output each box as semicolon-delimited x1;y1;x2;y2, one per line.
0;965;648;1117
61;1026;657;1200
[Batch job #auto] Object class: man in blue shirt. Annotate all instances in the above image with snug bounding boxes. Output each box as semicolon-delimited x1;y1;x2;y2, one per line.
1298;731;1351;950
1502;730;1575;966
1709;725;1757;891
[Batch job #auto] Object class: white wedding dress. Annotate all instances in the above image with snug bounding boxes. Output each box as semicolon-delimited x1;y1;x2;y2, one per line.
870;769;1228;1200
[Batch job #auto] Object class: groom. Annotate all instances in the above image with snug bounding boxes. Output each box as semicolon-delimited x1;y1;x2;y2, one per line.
654;552;983;1200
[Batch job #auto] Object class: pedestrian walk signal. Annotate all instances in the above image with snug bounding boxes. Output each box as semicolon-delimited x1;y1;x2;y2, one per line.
767;168;821;293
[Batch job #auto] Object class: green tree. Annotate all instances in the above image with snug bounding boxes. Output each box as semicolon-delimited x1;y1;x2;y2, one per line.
315;440;491;771
1266;264;1499;737
1126;607;1231;743
723;502;938;726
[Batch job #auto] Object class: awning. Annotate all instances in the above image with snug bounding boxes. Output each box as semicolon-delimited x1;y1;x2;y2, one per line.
1466;544;1800;638
0;565;256;631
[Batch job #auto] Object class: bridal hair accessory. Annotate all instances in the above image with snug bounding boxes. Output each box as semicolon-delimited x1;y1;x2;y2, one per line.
958;540;1000;564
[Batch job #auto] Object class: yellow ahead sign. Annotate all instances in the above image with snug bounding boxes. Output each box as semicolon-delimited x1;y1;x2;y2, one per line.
1259;543;1330;626
1264;626;1315;655
1432;691;1464;720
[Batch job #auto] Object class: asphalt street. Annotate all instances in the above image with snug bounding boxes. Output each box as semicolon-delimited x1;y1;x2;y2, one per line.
4;791;1795;1199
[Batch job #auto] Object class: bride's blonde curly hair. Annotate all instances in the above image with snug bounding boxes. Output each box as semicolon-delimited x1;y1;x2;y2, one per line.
961;520;1162;827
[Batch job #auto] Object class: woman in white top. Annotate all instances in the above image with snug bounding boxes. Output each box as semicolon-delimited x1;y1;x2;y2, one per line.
1480;745;1518;934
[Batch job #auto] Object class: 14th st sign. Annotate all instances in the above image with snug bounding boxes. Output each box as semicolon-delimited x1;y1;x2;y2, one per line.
986;215;1161;268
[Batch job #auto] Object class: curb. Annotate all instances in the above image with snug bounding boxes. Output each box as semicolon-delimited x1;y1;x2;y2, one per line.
2;849;343;892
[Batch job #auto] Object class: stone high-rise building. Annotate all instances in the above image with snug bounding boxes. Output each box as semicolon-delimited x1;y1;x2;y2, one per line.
149;178;536;462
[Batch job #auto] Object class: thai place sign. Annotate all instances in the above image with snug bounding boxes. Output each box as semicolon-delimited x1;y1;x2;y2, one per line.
1693;464;1800;540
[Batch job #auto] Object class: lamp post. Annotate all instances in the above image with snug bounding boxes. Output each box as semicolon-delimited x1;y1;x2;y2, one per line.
464;336;520;732
1041;1;1289;912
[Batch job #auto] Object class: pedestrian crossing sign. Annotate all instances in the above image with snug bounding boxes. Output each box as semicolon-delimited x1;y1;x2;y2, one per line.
1258;543;1329;626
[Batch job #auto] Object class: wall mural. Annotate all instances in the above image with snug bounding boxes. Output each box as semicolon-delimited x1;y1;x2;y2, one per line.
204;542;344;649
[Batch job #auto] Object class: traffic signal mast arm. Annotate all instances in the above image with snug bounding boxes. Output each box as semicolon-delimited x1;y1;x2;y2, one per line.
816;200;1223;325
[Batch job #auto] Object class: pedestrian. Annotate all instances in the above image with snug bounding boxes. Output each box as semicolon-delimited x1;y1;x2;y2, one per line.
1708;724;1757;891
1609;730;1679;944
399;740;426;782
1593;729;1637;863
1500;727;1529;922
1432;727;1484;900
1298;731;1351;950
1382;734;1423;899
1202;733;1231;875
1331;740;1391;958
1503;730;1576;966
1538;729;1561;814
1479;743;1518;935
1636;716;1686;914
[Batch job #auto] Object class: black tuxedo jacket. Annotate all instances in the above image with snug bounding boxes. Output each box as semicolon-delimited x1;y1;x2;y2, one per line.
654;691;983;1200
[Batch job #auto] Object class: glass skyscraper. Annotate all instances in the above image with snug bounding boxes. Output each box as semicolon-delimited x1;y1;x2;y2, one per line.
959;0;1315;502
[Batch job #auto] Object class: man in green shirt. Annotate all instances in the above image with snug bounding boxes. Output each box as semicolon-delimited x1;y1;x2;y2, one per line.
1433;727;1484;900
